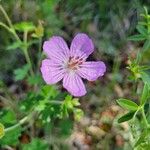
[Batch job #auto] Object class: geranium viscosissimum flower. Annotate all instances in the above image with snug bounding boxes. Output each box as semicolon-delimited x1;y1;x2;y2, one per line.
41;33;106;97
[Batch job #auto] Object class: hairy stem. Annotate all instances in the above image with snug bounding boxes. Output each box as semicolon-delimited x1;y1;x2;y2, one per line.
23;31;34;76
0;5;13;28
4;116;29;133
0;5;20;41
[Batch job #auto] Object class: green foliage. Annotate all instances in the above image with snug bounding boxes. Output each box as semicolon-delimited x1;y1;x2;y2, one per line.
127;58;150;81
22;138;48;150
140;83;150;105
0;109;16;125
118;111;135;123
73;108;84;121
136;25;148;35
0;109;21;145
6;41;23;50
61;95;77;117
134;130;148;148
14;64;30;81
13;22;36;32
61;95;84;121
2;1;150;149
128;34;147;41
58;119;73;137
27;75;43;85
117;99;139;111
117;7;150;149
128;7;150;51
0;126;22;146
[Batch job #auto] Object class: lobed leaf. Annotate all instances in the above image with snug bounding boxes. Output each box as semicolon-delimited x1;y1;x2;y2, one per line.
14;64;30;81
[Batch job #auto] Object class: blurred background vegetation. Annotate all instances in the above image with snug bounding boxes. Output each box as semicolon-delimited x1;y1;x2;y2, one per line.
0;0;150;149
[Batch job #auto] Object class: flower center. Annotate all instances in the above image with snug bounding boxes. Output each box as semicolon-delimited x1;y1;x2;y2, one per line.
67;56;83;70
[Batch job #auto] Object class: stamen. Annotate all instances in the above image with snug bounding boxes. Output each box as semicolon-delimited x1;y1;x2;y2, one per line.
67;56;84;70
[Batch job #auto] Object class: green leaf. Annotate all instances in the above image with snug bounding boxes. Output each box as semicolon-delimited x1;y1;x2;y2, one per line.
14;22;35;32
22;138;48;150
0;109;17;125
141;72;150;86
128;34;147;41
136;25;148;35
74;108;84;121
61;95;73;117
40;85;58;99
27;75;42;85
118;111;135;123
117;99;139;111
58;119;73;137
134;130;148;148
19;92;42;112
72;98;80;106
141;83;149;105
6;41;23;50
14;64;30;81
142;39;150;51
0;126;22;146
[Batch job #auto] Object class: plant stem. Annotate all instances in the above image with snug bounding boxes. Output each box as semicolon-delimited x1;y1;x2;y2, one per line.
0;4;34;76
4;116;28;133
4;110;36;133
4;100;62;133
0;22;20;42
141;107;149;128
0;5;13;28
23;31;34;76
49;100;63;105
37;37;43;70
0;5;20;42
0;95;14;108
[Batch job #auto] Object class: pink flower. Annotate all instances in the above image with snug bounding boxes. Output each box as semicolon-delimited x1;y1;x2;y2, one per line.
41;33;106;97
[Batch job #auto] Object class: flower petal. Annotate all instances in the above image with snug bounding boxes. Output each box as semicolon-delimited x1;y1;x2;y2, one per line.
43;36;69;62
41;59;65;84
63;72;86;97
70;33;94;58
77;61;106;81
